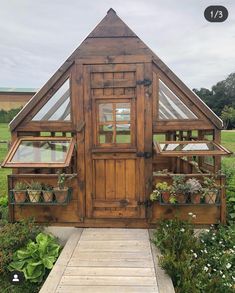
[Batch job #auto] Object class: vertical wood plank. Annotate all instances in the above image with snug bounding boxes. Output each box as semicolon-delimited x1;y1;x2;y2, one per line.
84;65;93;218
144;62;153;219
116;160;125;200
136;63;145;217
74;63;85;221
125;159;136;200
95;160;106;200
105;160;115;199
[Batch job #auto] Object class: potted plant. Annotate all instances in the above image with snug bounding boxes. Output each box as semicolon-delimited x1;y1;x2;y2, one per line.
28;181;42;203
171;175;189;204
186;178;202;204
42;184;54;202
151;182;171;203
13;182;28;203
202;176;220;204
53;172;69;203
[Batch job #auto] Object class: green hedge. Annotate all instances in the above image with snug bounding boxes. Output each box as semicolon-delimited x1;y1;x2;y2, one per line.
0;108;22;123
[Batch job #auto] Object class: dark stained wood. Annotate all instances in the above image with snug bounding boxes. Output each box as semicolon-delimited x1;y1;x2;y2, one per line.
5;10;227;226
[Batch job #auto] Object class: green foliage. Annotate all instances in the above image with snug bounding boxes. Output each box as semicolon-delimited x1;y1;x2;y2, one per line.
42;183;53;191
28;181;42;191
222;163;235;223
193;72;235;120
56;172;66;190
0;196;8;207
171;175;190;195
0;108;22;123
8;232;61;283
153;218;235;293
14;181;28;191
186;178;202;194
221;106;235;129
0;219;42;274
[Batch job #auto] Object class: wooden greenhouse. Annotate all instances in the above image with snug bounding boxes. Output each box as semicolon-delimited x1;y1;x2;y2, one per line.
2;9;231;227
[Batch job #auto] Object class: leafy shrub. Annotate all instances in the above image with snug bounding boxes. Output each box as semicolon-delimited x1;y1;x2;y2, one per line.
153;218;235;293
0;219;42;274
0;196;8;207
221;164;235;223
0;108;22;123
0;196;8;224
8;232;61;283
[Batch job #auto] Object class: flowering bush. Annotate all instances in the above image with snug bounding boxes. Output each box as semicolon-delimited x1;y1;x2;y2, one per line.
153;216;235;292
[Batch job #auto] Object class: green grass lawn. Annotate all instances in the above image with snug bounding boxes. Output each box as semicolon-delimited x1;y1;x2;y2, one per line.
0;123;234;198
0;123;11;197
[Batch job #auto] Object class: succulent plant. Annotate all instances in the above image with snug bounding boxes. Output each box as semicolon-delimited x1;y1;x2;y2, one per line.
186;178;202;194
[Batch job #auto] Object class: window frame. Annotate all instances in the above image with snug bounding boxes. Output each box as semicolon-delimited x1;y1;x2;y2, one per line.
2;137;75;168
94;98;136;148
154;140;232;157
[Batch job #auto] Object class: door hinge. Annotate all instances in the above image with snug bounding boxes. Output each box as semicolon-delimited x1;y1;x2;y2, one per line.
136;151;152;158
136;79;152;86
137;199;153;207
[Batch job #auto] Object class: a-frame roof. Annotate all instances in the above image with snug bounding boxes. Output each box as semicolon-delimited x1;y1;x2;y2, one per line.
10;8;223;130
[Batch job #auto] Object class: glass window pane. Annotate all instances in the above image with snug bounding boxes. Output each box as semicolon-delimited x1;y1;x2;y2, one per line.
159;80;198;120
116;124;131;143
99;124;114;144
32;79;70;121
159;142;215;152
116;103;130;122
11;140;70;163
99;104;113;122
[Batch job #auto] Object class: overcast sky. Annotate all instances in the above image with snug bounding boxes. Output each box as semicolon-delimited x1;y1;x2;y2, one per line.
0;0;234;90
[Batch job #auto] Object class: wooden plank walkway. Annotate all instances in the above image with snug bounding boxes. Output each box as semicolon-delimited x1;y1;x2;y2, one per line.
40;228;174;293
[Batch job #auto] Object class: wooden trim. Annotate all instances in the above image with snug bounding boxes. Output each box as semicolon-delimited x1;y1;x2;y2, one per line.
153;121;214;131
94;98;135;148
152;61;223;129
76;55;152;65
2;137;75;168
10;68;73;131
153;140;231;157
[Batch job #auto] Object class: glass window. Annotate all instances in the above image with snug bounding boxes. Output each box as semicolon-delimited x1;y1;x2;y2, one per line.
32;79;71;121
154;141;232;156
97;101;132;145
159;80;198;120
2;137;75;168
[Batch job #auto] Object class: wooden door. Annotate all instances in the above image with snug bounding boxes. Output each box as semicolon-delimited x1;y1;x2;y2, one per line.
84;63;152;219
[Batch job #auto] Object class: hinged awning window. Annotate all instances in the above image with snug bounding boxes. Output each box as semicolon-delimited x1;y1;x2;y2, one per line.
154;141;232;157
2;137;75;168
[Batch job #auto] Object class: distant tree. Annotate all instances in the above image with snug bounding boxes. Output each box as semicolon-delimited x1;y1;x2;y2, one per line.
193;72;235;116
220;106;235;129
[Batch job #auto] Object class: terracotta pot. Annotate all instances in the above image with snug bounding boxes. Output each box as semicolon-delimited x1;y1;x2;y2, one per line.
161;191;171;203
190;193;201;204
42;191;53;202
54;188;68;203
205;191;217;204
13;191;27;203
176;193;187;204
28;190;41;202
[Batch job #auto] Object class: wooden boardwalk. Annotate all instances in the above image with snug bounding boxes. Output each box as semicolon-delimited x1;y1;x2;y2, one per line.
40;228;174;293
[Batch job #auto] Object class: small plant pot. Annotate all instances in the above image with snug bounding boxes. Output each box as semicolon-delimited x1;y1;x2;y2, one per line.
28;190;41;202
13;190;27;203
205;191;217;204
54;188;68;203
176;193;187;204
161;191;171;203
42;191;53;202
190;193;201;204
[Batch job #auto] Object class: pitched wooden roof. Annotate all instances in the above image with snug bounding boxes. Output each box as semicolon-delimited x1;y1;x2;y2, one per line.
10;8;223;130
